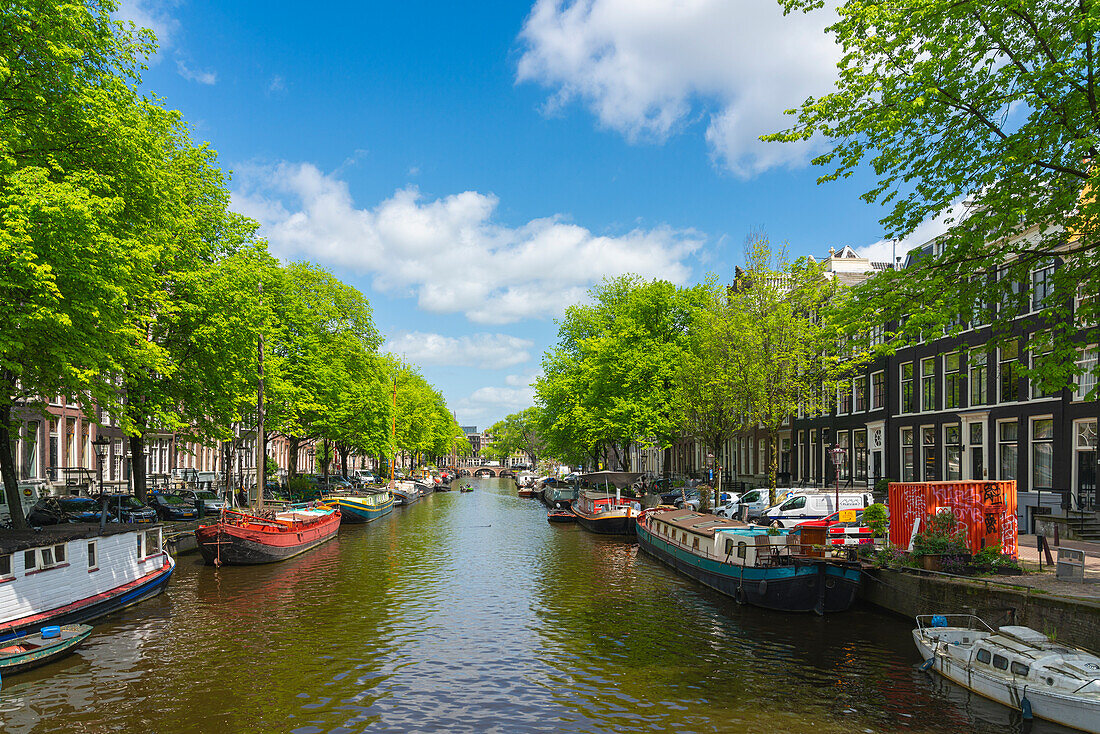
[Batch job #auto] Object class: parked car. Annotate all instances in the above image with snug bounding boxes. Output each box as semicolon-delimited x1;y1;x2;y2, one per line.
147;493;199;521
177;489;228;513
352;470;379;486
760;492;874;528
712;494;744;517
795;508;875;545
95;494;158;524
27;496;104;525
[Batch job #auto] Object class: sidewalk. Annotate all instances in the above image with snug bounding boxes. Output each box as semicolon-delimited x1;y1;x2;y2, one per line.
1014;534;1100;599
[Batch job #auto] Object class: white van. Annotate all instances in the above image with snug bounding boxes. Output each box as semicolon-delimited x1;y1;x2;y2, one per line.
761;491;873;527
718;487;800;521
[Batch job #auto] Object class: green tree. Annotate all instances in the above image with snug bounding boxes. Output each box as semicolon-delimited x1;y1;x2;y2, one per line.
485;407;546;467
721;233;836;505
0;1;159;524
768;0;1100;392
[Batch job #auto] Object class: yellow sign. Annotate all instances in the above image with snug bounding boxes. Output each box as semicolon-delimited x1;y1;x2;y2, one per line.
838;510;857;523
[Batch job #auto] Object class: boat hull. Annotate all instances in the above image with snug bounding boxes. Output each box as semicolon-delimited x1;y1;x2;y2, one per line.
0;554;175;642
571;508;636;535
195;511;341;565
324;496;394;523
636;520;859;614
914;633;1100;733
0;624;93;674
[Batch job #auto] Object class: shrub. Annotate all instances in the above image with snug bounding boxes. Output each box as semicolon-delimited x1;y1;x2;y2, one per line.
863;503;889;538
911;509;969;557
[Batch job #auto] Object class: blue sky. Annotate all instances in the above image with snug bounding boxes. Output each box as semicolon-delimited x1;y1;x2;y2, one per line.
119;0;942;428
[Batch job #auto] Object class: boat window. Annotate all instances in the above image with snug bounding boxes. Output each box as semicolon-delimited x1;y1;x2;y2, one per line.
692;536;699;550
725;539;734;555
992;654;1009;670
976;648;992;664
87;541;97;569
53;544;65;564
146;530;161;555
137;533;145;559
40;547;54;567
737;542;747;559
24;550;36;573
0;554;10;578
1011;662;1030;676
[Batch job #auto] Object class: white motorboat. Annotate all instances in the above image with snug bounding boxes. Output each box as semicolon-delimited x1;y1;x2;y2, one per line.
913;614;1100;733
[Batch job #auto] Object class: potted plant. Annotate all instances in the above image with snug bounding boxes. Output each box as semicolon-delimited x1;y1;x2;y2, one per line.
911;509;970;572
863;503;889;543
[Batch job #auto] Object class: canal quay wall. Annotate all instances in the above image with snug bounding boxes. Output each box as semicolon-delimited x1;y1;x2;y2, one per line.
860;567;1100;652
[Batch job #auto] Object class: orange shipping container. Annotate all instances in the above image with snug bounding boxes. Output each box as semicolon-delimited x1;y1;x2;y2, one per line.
887;481;1018;558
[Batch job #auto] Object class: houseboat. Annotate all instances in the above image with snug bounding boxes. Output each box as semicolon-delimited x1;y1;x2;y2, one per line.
636;508;861;614
321;489;394;523
539;478;578;510
195;505;341;565
913;615;1100;733
571;492;640;535
0;524;175;641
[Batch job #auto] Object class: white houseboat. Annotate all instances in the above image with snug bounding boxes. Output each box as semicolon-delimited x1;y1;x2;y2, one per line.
0;523;175;642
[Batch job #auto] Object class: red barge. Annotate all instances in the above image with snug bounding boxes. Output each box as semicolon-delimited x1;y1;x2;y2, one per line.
195;506;341;566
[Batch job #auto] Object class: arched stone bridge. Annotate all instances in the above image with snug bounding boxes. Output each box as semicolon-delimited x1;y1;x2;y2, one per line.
455;466;516;479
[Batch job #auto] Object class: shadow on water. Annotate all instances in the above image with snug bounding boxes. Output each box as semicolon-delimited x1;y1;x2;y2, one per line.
0;477;1078;733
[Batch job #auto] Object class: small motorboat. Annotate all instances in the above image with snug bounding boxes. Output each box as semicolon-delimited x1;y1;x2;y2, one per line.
547;511;575;523
460;484;474;493
0;624;93;677
913;614;1100;732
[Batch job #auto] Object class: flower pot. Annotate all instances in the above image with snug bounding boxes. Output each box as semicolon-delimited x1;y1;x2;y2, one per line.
919;554;944;572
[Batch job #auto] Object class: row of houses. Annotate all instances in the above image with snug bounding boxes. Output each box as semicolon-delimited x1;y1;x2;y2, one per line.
629;242;1097;533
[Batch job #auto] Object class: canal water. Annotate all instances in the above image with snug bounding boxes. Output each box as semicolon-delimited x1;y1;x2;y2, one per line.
0;479;1072;733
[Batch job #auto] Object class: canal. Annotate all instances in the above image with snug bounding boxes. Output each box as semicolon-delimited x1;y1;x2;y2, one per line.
0;479;1069;733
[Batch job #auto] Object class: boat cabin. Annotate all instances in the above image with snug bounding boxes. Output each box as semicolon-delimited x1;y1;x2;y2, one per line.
646;509;811;567
574;492;638;516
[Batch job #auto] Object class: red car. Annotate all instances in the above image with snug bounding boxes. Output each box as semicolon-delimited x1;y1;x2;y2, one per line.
796;509;873;545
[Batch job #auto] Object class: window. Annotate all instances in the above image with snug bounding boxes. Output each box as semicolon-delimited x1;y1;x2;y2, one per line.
870;325;884;346
921;357;937;411
854;375;868;412
992;654;1009;671
146;529;161;556
24;550;36;573
901;362;915;413
1030;332;1059;399
901;428;915;482
87;541;97;570
1031;258;1055;311
854;429;867;480
782;496;807;510
999;421;1018;481
0;554;11;579
40;547;54;567
758;439;765;474
725;539;734;555
137;533;145;559
1011;661;1030;677
837;379;852;414
970;351;988;406
871;371;885;410
692;536;699;550
922;426;937;481
945;424;962;481
1000;340;1020;402
737;541;747;559
1075;347;1098;401
976;648;992;664
944;353;962;409
837;431;850;480
1032;418;1053;490
53;543;65;564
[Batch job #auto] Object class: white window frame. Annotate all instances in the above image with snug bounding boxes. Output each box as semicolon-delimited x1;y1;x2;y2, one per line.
1074;345;1098;402
87;539;99;571
0;553;12;580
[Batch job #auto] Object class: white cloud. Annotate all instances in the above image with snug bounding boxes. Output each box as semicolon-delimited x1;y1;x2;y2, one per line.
504;369;542;388
857;200;972;265
115;0;179;50
268;75;286;94
231;161;705;324
384;332;534;369
452;384;537;425
176;59;217;85
516;0;840;177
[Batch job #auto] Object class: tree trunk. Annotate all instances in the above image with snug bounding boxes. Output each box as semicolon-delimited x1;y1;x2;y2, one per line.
768;431;778;508
130;433;148;501
337;443;349;477
288;436;300;477
663;446;671;480
619;442;631;472
0;404;28;529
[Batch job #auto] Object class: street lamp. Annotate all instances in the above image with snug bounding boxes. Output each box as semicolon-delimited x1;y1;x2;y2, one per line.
829;443;847;515
92;435;110;530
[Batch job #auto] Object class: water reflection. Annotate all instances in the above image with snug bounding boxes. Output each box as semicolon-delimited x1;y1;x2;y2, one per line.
0;478;1077;733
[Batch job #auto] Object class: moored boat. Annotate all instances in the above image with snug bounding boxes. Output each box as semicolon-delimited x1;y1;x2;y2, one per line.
539;479;577;509
913;615;1100;733
0;624;93;675
570;492;640;535
636;508;860;614
547;510;575;523
321;490;393;523
0;524;175;641
195;506;341;565
390;482;420;506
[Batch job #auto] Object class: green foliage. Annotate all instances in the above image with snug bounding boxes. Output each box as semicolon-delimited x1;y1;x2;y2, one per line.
911;510;969;557
863;503;889;538
971;544;1021;572
769;0;1100;393
536;275;709;469
484;407;545;465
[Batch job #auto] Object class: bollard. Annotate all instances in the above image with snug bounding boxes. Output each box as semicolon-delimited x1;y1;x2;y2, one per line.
1054;524;1060;547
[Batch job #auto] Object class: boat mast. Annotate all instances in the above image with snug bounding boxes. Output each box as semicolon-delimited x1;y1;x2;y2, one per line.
389;372;397;490
256;278;265;509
